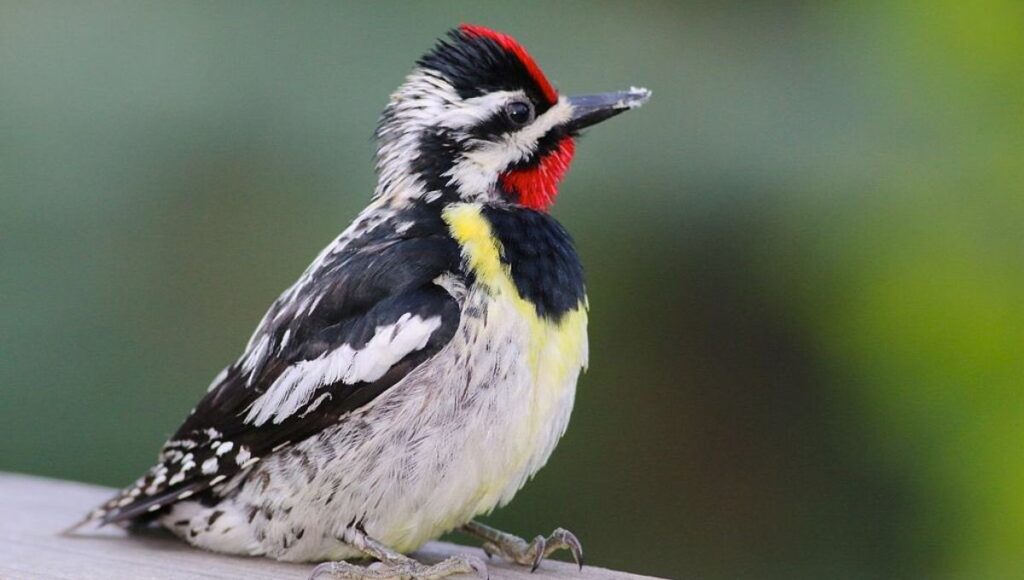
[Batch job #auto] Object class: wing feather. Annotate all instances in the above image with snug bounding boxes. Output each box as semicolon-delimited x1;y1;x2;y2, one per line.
87;208;463;526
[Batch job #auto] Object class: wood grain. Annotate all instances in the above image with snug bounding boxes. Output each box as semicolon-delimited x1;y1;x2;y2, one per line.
0;472;660;580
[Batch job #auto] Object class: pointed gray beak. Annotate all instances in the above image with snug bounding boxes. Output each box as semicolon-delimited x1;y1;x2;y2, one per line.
566;87;651;132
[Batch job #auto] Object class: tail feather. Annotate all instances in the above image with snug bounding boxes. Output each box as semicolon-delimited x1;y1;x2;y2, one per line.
64;471;210;535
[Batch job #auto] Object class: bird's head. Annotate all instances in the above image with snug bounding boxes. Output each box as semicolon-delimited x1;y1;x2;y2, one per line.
374;24;650;211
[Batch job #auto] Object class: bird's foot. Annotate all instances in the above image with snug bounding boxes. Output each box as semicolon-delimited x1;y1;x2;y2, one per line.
312;524;486;580
462;521;583;572
310;554;487;580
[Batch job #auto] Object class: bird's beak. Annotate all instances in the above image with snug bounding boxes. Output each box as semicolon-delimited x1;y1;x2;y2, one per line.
566;87;651;132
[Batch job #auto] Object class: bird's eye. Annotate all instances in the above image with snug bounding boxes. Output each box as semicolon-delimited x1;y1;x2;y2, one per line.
505;101;534;126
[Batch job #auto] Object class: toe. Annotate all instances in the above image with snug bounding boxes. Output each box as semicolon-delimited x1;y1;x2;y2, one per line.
466;555;489;579
480;542;498;560
309;561;334;579
551;528;584;570
529;536;547;572
309;561;358;580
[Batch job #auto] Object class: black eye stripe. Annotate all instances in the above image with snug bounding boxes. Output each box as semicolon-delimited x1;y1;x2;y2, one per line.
464;110;569;166
467;110;517;141
411;128;462;200
465;99;538;142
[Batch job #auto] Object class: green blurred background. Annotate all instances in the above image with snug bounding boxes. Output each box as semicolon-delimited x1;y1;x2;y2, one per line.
2;2;1021;578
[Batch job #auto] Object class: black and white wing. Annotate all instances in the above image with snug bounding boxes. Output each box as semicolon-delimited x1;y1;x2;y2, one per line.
88;210;463;526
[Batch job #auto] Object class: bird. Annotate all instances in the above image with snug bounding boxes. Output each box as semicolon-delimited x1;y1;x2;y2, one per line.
70;24;650;579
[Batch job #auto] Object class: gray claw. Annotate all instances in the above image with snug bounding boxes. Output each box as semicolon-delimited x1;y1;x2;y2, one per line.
310;555;484;579
309;561;332;579
553;528;584;570
462;522;584;573
530;535;546;572
309;561;349;579
468;556;489;579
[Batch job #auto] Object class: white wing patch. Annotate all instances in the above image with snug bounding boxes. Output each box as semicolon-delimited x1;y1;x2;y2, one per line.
240;334;271;384
244;313;443;426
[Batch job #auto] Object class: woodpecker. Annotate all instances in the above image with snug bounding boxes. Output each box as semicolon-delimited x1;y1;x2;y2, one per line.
72;25;649;579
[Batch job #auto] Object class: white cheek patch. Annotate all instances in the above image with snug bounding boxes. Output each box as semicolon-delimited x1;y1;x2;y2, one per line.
244;313;442;426
374;68;575;201
445;98;573;196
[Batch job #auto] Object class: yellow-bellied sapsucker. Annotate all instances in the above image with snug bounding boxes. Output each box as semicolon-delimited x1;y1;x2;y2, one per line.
72;24;649;579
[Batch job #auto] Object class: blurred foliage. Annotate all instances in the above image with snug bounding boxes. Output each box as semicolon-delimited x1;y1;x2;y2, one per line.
1;2;1021;579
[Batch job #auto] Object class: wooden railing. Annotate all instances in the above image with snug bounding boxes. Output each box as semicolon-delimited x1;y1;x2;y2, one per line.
0;472;660;579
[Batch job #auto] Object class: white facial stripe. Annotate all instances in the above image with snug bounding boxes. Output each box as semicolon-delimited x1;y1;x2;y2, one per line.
445;97;573;195
436;90;521;129
244;313;443;426
375;67;575;202
507;97;573;150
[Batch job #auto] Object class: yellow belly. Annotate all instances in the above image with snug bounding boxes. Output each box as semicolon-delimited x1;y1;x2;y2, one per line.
442;203;589;518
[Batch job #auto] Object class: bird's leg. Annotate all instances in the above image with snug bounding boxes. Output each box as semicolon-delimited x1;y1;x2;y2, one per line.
309;525;486;580
460;520;583;572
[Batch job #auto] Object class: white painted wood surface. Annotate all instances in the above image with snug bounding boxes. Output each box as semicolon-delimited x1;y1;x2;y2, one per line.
0;472;661;580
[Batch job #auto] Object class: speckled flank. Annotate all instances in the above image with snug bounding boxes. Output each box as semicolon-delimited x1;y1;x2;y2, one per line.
157;203;588;561
163;266;587;561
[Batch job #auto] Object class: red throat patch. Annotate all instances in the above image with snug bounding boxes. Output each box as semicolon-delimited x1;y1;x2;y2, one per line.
500;137;576;211
459;24;558;105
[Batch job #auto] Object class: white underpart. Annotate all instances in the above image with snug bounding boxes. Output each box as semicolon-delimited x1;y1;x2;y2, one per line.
164;500;265;557
244;314;442;426
446;96;573;197
164;281;588;562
